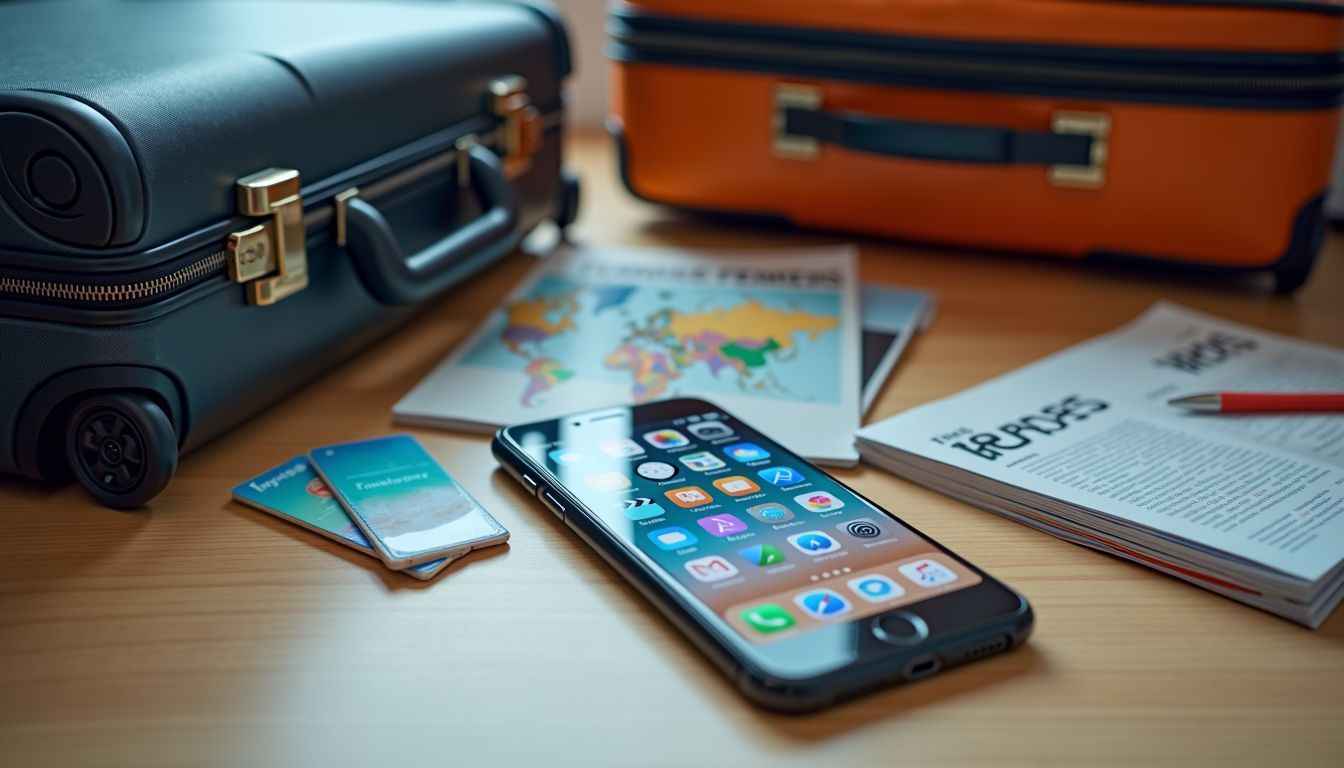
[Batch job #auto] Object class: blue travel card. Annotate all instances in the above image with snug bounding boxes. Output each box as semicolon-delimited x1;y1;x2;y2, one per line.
308;435;509;568
232;455;455;580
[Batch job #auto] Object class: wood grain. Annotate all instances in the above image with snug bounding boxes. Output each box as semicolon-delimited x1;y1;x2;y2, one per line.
2;131;1342;768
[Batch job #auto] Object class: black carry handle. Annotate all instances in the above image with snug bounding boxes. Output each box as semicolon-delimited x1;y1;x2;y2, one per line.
343;143;519;305
782;106;1094;166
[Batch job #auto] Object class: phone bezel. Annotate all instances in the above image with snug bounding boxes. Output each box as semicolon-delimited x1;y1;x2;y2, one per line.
493;398;1033;710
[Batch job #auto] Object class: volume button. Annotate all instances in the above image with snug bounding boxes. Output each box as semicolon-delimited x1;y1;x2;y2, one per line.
538;485;566;519
522;472;540;494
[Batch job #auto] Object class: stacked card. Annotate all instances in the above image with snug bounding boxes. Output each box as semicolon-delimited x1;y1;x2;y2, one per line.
232;435;508;580
860;282;937;415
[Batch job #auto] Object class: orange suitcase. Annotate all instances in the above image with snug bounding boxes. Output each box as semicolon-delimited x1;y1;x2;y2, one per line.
607;0;1344;291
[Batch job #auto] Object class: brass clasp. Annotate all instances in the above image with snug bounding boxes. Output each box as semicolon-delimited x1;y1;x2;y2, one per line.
489;76;541;179
227;168;308;305
772;83;823;160
1048;111;1111;189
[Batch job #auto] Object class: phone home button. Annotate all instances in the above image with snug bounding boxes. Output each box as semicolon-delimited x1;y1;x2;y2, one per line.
871;611;929;646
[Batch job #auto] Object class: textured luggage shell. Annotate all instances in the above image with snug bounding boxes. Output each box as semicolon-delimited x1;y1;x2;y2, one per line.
0;0;576;506
609;0;1344;290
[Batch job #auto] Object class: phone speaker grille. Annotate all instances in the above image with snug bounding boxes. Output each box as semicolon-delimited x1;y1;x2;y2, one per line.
944;635;1011;667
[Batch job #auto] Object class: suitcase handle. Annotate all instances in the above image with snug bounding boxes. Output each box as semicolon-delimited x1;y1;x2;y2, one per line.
780;106;1097;168
774;84;1110;186
341;143;519;305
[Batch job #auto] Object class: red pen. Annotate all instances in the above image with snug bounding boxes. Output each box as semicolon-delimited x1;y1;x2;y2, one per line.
1168;392;1344;414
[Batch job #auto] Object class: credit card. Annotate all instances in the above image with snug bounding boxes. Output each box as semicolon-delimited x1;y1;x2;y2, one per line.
232;456;458;580
308;435;509;568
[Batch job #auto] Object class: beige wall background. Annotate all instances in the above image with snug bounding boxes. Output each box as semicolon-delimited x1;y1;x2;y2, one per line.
554;0;610;128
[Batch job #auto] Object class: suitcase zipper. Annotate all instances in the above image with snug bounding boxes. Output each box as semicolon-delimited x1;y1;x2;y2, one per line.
0;102;563;311
0;251;228;303
608;9;1344;109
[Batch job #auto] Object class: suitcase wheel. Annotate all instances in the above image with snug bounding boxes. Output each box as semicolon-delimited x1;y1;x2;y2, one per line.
64;393;177;510
555;170;580;230
1274;261;1312;294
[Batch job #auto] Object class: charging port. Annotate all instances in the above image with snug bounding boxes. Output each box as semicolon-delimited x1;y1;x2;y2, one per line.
904;655;942;681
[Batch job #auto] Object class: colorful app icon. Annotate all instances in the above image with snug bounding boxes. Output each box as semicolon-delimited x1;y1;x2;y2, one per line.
619;498;666;521
757;466;804;486
635;460;678;481
724;442;770;463
664;485;713;508
794;588;852;618
847;574;905;603
647;526;698;551
678;451;727;472
598;438;644;458
696;513;748;537
548;448;584;464
899;558;959;588
746;502;795;524
687;421;734;441
584;472;631;492
740;604;795;634
684;555;739;583
712;475;761;497
643;429;690;449
837;518;882;539
738;543;786;567
787;530;842;556
794;490;845;513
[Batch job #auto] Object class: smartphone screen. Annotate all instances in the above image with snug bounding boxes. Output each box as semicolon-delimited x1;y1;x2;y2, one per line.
508;404;984;648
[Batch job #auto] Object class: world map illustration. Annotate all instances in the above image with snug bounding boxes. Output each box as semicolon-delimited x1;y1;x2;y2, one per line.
459;277;843;408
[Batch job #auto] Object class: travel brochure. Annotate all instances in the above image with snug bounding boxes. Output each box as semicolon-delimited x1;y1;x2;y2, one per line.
396;245;869;464
857;302;1344;627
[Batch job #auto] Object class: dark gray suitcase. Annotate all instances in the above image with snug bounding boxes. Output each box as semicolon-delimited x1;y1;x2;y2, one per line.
0;0;579;507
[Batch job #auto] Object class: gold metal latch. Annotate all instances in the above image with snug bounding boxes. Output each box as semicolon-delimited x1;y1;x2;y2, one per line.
1048;111;1111;189
489;75;542;179
227;168;308;306
773;83;823;160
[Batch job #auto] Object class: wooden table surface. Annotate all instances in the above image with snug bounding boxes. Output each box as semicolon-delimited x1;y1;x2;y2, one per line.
2;131;1343;767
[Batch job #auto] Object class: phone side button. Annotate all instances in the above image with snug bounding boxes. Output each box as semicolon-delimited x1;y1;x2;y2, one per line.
871;611;929;646
538;485;566;520
521;472;540;493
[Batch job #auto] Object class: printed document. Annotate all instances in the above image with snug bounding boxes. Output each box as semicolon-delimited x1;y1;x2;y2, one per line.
396;245;862;464
858;302;1344;626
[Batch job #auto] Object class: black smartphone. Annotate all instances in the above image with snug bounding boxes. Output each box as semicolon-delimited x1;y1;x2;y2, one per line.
492;398;1032;711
